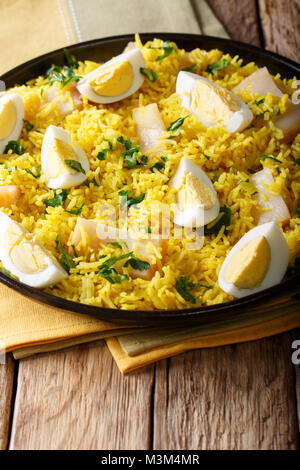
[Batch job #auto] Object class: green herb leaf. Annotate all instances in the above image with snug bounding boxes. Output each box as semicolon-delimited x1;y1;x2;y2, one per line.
23;119;34;132
25;164;41;179
96;138;113;160
55;234;75;273
150;40;174;61
202;152;210;160
119;190;146;208
260;155;282;163
71;244;78;258
98;267;129;284
117;136;148;168
161;156;168;162
167;115;190;137
63;48;78;69
206;58;231;74
0;266;12;276
108;242;123;249
297;207;300;216
65;202;84;215
84;177;99;187
4;141;24;155
96;151;107;161
150;161;165;172
124;257;150;271
43;189;68;208
45;62;81;89
64;159;86;174
175;276;201;304
253;98;265;106
204;205;232;236
140;67;157;82
295;158;300;166
182;64;197;72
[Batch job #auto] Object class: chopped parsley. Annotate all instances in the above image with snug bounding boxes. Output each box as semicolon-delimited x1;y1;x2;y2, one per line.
25;164;41;179
23;119;34;132
64;159;86;174
295;158;300;166
108;242;123;249
175;276;212;304
63;48;78;69
149;40;174;61
117;136;148;168
297;207;300;216
4;141;24;155
182;64;197;72
84;177;99;187
204;205;232;236
119;190;146;208
124;257;150;271
260;155;282;163
65;202;84;215
97;137;113;160
253;98;265;106
45;49;80;89
43;189;68;208
55;234;75;273
140;67;157;82
167;115;190;137
202;152;210;160
97;251;150;283
0;266;12;276
150;157;166;172
206;58;231;74
140;226;151;234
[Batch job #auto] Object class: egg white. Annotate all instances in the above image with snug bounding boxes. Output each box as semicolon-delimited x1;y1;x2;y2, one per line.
218;221;289;298
169;157;220;227
176;71;253;133
77;48;145;104
0;211;68;288
41;125;89;189
0;93;24;153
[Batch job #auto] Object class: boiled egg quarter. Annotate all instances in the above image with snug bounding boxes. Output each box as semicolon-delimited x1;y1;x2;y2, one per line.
176;71;253;133
0;211;68;288
41;125;89;189
169;157;219;227
77;48;145;104
0;93;24;153
218;222;289;298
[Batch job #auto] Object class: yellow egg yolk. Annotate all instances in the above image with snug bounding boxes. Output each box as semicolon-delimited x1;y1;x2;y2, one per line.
46;138;79;179
224;235;271;289
5;222;48;274
190;80;239;125
177;172;215;210
0;100;17;140
88;60;134;97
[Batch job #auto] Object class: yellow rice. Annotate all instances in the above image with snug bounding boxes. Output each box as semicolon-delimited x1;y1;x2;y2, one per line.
0;34;299;310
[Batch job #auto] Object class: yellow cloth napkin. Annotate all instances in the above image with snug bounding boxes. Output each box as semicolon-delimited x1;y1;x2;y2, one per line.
107;308;300;374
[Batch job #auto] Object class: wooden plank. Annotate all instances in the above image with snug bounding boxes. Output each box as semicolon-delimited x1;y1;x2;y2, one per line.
258;0;300;61
153;334;299;449
0;354;15;450
291;327;300;433
206;0;261;45
9;341;154;450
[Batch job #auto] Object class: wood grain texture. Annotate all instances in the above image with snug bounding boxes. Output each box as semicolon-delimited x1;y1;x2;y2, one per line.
291;327;300;433
206;0;261;45
153;334;299;450
258;0;300;61
9;341;154;450
0;354;14;450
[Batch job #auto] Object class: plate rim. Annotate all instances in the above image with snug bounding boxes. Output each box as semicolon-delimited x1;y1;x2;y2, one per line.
0;32;299;326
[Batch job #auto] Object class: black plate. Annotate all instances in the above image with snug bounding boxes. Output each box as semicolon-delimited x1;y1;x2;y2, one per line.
0;33;299;326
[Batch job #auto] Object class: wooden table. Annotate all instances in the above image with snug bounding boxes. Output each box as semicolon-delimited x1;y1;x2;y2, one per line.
1;0;300;450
